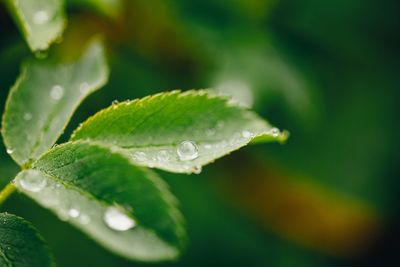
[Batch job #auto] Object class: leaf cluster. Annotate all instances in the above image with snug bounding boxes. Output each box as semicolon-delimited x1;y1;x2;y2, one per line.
0;1;287;265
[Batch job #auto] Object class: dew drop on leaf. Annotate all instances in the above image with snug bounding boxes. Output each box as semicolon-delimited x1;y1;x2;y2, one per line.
269;127;280;137
19;170;47;192
177;141;199;161
68;208;80;218
193;165;202;174
50;85;64;100
6;148;14;154
104;207;136;231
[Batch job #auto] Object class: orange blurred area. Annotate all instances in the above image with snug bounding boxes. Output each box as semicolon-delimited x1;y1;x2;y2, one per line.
216;155;380;257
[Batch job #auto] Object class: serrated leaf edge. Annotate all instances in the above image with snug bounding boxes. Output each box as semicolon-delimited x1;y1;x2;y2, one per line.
69;90;288;173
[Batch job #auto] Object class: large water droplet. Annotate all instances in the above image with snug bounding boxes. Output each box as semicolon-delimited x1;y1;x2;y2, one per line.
33;10;50;25
177;141;199;161
50;85;64;100
19;170;47;192
23;112;32;121
6;148;14;154
104;207;136;231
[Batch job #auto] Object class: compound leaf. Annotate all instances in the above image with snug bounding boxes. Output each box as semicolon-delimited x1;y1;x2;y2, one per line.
14;141;185;262
71;90;288;173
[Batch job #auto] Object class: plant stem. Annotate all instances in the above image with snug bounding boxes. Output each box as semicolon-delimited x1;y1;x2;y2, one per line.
0;182;16;207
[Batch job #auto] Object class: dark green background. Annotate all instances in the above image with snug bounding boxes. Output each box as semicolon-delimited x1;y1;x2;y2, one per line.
1;0;399;266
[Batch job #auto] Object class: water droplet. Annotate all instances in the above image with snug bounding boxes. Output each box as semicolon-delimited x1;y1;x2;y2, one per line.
19;170;47;192
33;10;50;25
68;208;80;218
204;144;212;149
269;127;280;137
157;150;170;162
193;165;202;174
242;130;253;139
79;82;89;94
177;141;199;161
50;85;64;100
104;207;136;231
112;100;119;105
23;113;32;121
132;151;147;162
6;148;14;154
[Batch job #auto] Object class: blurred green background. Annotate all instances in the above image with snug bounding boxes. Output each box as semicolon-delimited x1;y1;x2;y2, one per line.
1;0;399;266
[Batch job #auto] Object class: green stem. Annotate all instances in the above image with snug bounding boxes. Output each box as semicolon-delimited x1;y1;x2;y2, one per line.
0;182;16;206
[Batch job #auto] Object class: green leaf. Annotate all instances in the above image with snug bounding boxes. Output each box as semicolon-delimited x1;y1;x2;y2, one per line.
2;39;109;166
14;141;186;262
71;90;288;173
0;212;56;267
5;0;66;51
